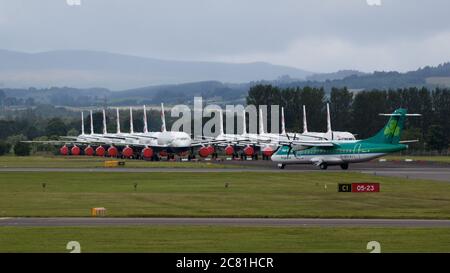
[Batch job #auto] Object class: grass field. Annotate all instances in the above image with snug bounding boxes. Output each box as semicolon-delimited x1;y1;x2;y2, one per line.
0;156;237;168
0;226;449;252
1;171;450;219
382;155;450;164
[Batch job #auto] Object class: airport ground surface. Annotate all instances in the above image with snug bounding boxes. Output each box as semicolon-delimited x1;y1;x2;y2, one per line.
1;170;450;218
1;155;449;182
2;217;450;227
1;225;449;252
0;155;449;252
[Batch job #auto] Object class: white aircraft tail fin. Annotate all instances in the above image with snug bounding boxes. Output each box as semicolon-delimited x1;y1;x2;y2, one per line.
129;107;134;134
219;109;224;135
326;103;332;133
259;107;265;135
161;103;167;132
102;109;107;134
81;112;85;135
242;109;247;135
325;103;333;140
302;105;308;133
90;110;94;134
281;107;286;135
143;105;148;133
116;108;121;134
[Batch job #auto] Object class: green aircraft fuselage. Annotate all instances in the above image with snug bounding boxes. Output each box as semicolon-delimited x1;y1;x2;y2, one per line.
271;108;410;169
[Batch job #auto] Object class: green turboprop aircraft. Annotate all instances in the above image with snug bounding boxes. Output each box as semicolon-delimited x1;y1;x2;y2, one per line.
271;108;419;170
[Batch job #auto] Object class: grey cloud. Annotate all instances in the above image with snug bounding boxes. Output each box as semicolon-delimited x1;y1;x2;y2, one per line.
0;0;449;72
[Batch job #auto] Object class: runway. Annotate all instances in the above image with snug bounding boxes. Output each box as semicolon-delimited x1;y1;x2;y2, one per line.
1;161;449;182
1;217;450;227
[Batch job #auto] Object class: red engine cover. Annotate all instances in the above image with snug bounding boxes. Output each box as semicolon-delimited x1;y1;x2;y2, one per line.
71;146;81;156
206;145;215;155
60;145;69;156
95;146;105;157
122;146;134;158
84;146;94;156
262;147;274;157
244;146;254;156
224;145;234;156
142;147;154;159
159;150;168;157
198;147;210;158
107;146;118;157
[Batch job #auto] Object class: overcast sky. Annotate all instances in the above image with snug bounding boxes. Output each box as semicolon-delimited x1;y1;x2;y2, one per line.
1;0;450;73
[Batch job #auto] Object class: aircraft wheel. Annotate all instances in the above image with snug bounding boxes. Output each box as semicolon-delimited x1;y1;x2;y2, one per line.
340;163;349;170
319;163;328;170
278;163;286;169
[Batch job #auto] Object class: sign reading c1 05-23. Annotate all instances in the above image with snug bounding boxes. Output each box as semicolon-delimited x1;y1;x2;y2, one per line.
338;183;380;193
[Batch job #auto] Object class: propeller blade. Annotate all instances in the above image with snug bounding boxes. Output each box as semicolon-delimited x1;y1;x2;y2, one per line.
287;145;293;159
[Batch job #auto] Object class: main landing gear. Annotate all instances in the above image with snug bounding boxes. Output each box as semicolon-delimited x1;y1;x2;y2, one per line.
318;163;349;170
277;163;286;169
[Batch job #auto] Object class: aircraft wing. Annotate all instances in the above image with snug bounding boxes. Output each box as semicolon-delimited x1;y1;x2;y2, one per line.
191;136;254;147
21;140;101;145
289;140;336;147
133;135;158;139
190;139;234;147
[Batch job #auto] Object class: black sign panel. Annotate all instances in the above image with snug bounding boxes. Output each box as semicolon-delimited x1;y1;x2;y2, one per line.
338;183;352;192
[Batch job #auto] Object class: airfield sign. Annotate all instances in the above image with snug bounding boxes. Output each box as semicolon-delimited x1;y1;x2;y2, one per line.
338;183;380;193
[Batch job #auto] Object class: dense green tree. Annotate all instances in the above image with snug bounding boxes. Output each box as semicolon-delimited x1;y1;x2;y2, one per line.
299;87;326;132
13;142;31;156
0;141;11;155
402;128;422;150
247;85;282;132
280;88;300;132
329;87;353;131
6;134;27;146
67;128;79;136
426;125;449;152
351;90;388;138
431;89;450;145
45;118;67;137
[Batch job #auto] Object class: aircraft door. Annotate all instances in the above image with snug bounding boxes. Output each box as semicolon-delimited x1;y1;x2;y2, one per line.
353;144;362;160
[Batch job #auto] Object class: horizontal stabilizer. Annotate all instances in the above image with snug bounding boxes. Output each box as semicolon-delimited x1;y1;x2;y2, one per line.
399;139;419;144
379;113;422;116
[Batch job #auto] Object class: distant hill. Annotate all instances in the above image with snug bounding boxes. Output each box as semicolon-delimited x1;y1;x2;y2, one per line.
0;49;312;90
1;82;249;106
278;63;450;90
2;62;450;107
306;70;367;82
1;87;111;107
110;81;249;105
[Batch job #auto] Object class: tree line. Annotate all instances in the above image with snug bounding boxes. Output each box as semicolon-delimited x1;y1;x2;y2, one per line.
0;85;449;156
247;85;450;152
